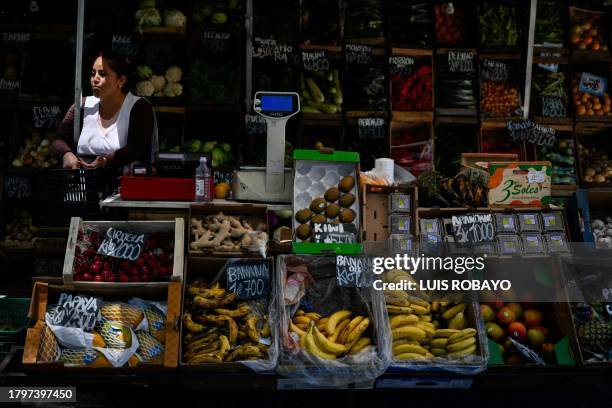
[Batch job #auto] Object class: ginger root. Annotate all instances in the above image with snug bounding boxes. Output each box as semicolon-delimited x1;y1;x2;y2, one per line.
190;219;231;250
190;212;268;253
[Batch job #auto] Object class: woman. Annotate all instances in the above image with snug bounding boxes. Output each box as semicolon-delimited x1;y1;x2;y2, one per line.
52;51;158;171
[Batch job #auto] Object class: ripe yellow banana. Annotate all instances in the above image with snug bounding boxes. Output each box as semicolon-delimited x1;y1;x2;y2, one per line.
305;324;336;360
293;316;313;325
325;310;353;335
386;298;411;307
260;321;271;338
187;353;222;364
393;343;428;356
213;305;251;318
431;338;449;348
295;309;305;316
393;339;420;348
290;321;306;337
305;312;322;321
329;319;350;343
448;328;477;344
410;304;428;315
434;329;460;338
338;316;364;344
296;323;309;331
217;335;231;360
431;302;440;312
349;337;371;354
448;311;466;330
345;317;370;346
416;323;435;338
441;303;466;320
316;317;329;332
408;298;430;310
447;344;477;357
419;315;432;322
392;325;427;342
184;313;205;333
389;314;419;329
430;347;447;356
395;352;426;360
386;305;414;314
225;345;264;362
193;292;236;309
246;315;259;343
313;325;347;356
446;336;476;352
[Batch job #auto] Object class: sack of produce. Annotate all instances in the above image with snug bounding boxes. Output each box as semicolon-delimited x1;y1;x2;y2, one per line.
181;258;277;372
276;255;389;387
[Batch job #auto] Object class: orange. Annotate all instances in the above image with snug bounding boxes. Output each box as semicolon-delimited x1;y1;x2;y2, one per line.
587;109;595;116
214;182;230;199
576;105;586;116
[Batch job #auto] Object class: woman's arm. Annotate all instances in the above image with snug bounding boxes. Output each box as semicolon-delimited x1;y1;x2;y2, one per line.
50;103;76;158
105;98;154;168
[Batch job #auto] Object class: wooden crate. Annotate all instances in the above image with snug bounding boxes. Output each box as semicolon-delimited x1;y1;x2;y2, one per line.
22;281;181;371
62;217;185;289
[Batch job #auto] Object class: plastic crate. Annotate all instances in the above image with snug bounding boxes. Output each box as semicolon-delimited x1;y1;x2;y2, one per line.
36;168;119;226
0;298;30;361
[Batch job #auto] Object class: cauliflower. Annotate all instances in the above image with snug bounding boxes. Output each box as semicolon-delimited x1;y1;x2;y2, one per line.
163;9;187;28
163;82;183;97
150;75;166;92
135;80;155;97
135;8;162;30
165;66;183;84
136;65;153;80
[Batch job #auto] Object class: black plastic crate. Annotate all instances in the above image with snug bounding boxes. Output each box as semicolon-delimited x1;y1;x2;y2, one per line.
0;298;30;362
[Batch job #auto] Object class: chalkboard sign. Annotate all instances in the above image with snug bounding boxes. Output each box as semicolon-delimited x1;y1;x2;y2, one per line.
49;293;100;332
481;59;508;82
541;96;566;118
253;37;295;64
97;228;147;261
346;43;372;65
245;114;267;136
225;258;271;300
203;31;231;53
389;56;415;75
506;119;533;143
312;223;358;244
507;120;555;148
32;105;61;129
336;255;374;287
0;78;20;100
452;213;495;243
357;117;385;140
302;50;330;72
4;174;31;198
112;34;139;56
448;50;475;73
0;32;30;51
579;72;607;97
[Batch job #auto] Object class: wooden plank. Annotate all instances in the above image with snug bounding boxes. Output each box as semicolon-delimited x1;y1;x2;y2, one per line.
345;110;388;119
299;44;342;53
391;111;433;123
391;47;433;57
436;47;477;55
345;37;386;47
154;106;186;114
478;52;521;60
435;108;478;117
436;116;479;126
139;27;186;35
534;46;570;55
571;50;611;63
300;112;343;123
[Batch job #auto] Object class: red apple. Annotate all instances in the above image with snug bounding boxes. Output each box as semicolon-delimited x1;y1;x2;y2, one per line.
506;303;523;320
82;272;93;281
91;262;102;275
130;275;140;282
541;343;556;364
106;274;117;282
140;266;149;275
507;322;527;342
142;251;150;260
527;328;547;348
129;267;139;276
523;309;544;328
83;248;95;258
93;275;104;282
140;274;151;282
120;261;130;271
497;307;516;325
103;261;112;271
135;258;145;267
147;239;158;249
119;274;130;283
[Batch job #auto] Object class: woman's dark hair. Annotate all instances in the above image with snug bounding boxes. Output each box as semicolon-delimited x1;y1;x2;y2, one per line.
93;50;133;93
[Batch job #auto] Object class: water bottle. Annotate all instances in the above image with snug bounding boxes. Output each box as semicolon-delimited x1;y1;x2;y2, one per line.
195;157;211;202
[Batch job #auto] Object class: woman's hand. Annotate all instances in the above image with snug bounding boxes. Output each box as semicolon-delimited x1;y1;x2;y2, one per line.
80;156;108;169
62;152;80;169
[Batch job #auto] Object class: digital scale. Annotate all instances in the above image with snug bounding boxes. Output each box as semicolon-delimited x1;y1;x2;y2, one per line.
232;91;300;202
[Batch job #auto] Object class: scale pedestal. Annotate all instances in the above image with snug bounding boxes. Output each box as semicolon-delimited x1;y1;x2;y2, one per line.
232;91;299;203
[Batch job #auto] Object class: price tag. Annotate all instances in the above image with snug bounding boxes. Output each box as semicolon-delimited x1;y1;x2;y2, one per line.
507;120;555;147
579;72;608;96
225;258;271;300
312;223;358;244
112;34;138;56
4;174;31;198
530;123;556;147
302;50;330;72
336;255;374;287
0;32;30;50
252;37;295;64
481;59;508;82
346;43;372;65
244;114;267;136
49;293;100;332
452;213;495;243
357;117;385;140
527;169;546;184
32;105;61;129
389;56;415;75
97;228;147;261
203;31;231;53
448;50;475;73
541;96;566;118
507;119;533;142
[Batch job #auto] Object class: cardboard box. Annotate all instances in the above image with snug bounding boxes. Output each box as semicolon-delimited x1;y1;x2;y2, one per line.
488;161;552;206
63;217;185;289
361;185;416;244
22;281;181;371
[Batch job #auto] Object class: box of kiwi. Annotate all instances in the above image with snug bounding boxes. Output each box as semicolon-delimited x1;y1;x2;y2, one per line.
292;149;363;254
22;281;181;371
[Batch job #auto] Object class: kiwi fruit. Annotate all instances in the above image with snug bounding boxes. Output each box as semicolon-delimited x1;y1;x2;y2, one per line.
310;214;327;225
339;193;355;208
309;197;327;213
326;203;341;219
296;224;312;240
338;175;355;193
324;187;341;203
295;208;313;223
339;208;356;223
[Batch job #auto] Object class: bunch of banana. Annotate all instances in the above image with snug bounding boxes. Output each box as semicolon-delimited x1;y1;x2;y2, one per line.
183;281;271;364
386;298;478;361
289;309;373;360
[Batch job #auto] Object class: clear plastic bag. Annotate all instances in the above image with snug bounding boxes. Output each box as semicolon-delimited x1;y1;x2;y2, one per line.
275;255;390;386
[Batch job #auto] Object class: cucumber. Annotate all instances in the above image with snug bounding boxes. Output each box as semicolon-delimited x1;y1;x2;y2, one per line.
301;105;322;113
306;78;325;103
332;69;343;106
309;102;338;114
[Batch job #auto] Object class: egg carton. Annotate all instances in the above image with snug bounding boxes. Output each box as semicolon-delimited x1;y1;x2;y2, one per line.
293;160;360;242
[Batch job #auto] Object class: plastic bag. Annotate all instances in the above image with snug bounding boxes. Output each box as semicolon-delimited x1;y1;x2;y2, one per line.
275;255;390;387
181;259;278;372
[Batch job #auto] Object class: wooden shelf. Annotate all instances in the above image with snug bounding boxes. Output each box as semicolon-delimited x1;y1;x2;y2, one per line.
345;37;386;46
300;112;342;124
299;44;342;53
391;111;433;122
345;111;387;119
138;27;186;36
391;47;433;57
571;50;611;63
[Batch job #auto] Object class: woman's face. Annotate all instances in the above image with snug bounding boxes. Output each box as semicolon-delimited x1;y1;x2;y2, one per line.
90;56;125;99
